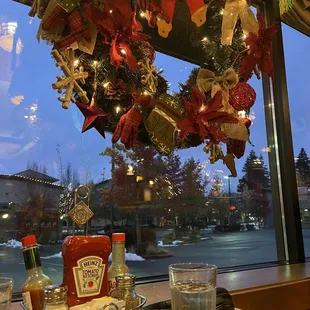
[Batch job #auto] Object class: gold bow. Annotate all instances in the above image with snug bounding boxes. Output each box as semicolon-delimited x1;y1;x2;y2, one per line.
197;68;238;113
221;0;259;46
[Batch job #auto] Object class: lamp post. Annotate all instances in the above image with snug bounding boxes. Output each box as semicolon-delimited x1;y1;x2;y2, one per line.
224;175;233;206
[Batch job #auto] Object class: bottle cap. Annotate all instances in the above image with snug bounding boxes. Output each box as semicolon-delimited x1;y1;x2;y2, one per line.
116;274;136;289
21;235;37;247
44;285;67;304
112;233;125;242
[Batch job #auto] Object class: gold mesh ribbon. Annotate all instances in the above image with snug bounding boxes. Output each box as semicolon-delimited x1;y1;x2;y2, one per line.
221;0;259;46
197;68;238;113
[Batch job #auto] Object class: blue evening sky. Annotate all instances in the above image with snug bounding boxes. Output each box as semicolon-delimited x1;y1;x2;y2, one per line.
0;0;309;192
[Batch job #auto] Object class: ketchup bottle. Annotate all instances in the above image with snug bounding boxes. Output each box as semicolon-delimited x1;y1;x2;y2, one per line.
62;235;111;307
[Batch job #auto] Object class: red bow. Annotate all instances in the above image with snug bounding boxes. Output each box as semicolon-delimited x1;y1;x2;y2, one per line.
239;12;278;81
177;88;238;142
85;2;149;72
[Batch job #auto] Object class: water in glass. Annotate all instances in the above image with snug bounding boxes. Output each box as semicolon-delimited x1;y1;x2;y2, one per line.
171;281;216;310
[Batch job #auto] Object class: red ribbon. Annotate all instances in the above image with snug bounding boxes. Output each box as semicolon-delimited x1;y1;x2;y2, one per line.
177;88;238;142
239;12;278;81
85;2;149;72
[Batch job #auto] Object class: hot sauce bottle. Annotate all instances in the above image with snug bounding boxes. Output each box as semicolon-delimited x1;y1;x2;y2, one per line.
21;235;52;310
62;235;111;307
108;233;129;293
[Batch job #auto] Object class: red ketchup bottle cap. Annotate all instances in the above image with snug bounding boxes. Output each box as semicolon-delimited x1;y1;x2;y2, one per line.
22;235;37;247
112;233;125;242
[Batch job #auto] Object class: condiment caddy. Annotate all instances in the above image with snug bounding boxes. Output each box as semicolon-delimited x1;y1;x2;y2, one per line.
19;185;146;310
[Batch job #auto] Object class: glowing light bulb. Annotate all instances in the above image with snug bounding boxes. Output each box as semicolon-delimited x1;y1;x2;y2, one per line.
93;60;98;66
143;90;150;95
202;37;208;42
243;34;247;39
120;49;126;55
74;59;79;67
220;9;224;15
109;9;113;13
140;11;145;17
238;110;246;118
103;82;110;88
115;106;121;114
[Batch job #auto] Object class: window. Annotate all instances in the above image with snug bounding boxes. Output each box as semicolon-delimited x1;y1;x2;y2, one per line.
283;24;310;257
0;0;296;294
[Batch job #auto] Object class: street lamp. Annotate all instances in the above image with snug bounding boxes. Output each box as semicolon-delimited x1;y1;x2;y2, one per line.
2;214;9;219
224;175;233;206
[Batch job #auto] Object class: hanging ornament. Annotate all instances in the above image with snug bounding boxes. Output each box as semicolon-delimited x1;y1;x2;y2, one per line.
112;94;153;149
223;153;237;177
145;94;184;155
51;49;89;109
138;57;158;93
229;82;256;111
203;142;224;164
239;12;278;80
221;0;259;46
186;0;208;27
75;95;109;138
156;0;176;38
227;118;252;159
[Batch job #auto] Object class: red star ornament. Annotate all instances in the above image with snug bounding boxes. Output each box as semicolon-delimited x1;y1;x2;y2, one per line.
75;96;109;138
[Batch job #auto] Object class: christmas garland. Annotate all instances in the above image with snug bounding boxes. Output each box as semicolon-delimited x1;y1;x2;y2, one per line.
22;0;277;176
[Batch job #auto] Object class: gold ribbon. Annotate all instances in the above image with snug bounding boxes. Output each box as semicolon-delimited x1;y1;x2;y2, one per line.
197;68;238;113
221;0;259;46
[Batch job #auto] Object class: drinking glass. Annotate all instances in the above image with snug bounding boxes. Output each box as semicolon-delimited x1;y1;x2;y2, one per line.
169;263;217;310
0;278;13;310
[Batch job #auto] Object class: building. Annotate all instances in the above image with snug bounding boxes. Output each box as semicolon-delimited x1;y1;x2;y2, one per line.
0;169;65;242
298;187;310;228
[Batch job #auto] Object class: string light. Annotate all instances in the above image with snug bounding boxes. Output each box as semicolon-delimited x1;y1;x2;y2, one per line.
74;59;79;67
103;82;110;88
220;9;224;15
115;106;121;113
120;49;126;55
202;37;209;42
140;11;145;17
109;9;113;13
238;110;246;118
143;90;150;95
243;34;247;39
1;174;65;188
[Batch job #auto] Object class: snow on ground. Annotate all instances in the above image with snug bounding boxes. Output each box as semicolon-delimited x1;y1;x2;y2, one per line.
41;252;62;260
0;239;22;248
41;251;145;261
157;240;184;247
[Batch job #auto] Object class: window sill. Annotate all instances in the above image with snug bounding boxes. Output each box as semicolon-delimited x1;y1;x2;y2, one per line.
136;262;310;306
9;263;310;309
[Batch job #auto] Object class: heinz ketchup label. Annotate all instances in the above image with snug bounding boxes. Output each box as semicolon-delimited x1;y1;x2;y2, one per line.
73;256;106;298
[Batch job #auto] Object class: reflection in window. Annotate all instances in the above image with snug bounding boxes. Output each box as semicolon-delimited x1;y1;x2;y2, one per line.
0;0;278;292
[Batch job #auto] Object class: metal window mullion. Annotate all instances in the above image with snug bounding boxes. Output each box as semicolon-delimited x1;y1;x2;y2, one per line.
263;0;305;264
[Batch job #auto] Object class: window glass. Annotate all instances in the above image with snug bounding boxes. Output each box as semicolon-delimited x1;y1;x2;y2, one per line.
0;0;277;292
283;24;310;257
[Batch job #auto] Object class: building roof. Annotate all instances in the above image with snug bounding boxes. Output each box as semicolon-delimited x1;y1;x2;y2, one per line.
0;170;64;189
14;169;59;183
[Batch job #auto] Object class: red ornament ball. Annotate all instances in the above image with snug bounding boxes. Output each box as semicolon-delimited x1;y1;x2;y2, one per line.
229;82;256;111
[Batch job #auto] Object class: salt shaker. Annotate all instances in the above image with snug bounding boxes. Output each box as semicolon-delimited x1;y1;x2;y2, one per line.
43;285;68;310
110;274;140;310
